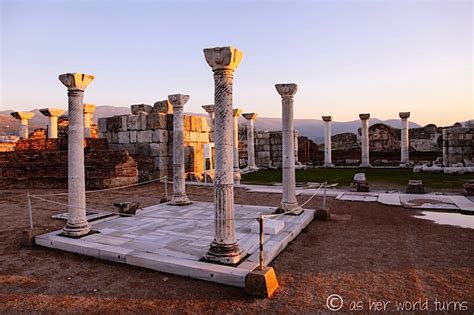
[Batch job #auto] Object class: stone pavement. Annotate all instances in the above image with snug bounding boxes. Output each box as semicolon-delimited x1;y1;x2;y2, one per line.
36;201;314;287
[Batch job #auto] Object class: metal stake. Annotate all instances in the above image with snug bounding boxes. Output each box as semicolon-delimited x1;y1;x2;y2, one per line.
27;193;33;230
323;182;327;209
164;176;168;200
259;215;264;270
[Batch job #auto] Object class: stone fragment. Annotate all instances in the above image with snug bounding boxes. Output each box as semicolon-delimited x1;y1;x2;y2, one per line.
244;267;279;298
152;129;169;143
147;112;167;130
131;104;152;115
153;100;173;114
137;130;152;143
406;180;425;194
118;131;130;144
114;202;141;215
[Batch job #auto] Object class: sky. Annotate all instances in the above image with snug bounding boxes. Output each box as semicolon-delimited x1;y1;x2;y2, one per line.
0;0;472;126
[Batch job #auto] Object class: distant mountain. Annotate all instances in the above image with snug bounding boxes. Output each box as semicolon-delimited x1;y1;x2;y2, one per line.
0;106;431;141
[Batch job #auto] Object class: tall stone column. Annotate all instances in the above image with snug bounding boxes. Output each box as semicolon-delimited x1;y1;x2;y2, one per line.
233;108;242;184
322;116;334;167
359;113;372;168
242;113;258;170
169;94;192;206
399;112;410;167
83;103;96;138
59;72;94;237
40;108;65;139
203;46;246;265
276;83;300;213
10;112;35;139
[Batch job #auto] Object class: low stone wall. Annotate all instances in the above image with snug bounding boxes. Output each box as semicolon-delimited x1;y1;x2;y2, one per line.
446;126;474;166
99;104;211;181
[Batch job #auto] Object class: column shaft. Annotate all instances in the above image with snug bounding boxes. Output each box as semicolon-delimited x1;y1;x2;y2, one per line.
246;119;256;169
48;116;59;139
233;112;241;184
19;119;29;139
281;96;298;211
171;104;191;205
360;118;371;167
324;120;333;167
400;118;409;166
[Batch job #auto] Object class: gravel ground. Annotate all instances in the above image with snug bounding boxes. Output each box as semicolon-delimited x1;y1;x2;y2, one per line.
1;183;473;314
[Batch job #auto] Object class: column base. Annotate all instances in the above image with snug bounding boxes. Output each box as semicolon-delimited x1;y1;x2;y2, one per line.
62;220;91;237
170;196;192;206
203;242;247;266
275;202;303;215
248;166;259;171
359;163;372;168
322;163;334;168
399;163;410;168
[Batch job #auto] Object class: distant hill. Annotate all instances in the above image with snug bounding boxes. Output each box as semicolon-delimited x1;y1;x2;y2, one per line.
0;106;431;141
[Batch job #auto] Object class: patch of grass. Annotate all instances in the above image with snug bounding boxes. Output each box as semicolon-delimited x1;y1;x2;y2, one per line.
241;168;473;191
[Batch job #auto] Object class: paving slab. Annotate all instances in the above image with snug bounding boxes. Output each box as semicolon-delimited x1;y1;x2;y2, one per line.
36;201;315;288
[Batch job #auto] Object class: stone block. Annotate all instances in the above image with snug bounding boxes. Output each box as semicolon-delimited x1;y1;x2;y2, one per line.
166;114;174;131
154;156;169;170
137;112;148;130
152;129;169;143
149;143;168;156
153;100;173;114
244;267;279;298
147;112;167;130
201;118;210;132
199;132;210;142
406;180;425;194
106;115;128;132
250;219;284;235
137;130;153;143
130;131;137;143
98;117;107;133
184;115;192;131
118;131;130;144
20;228;44;246
122;143;137;155
126;115;139;131
131;104;153;115
257;151;271;158
315;208;331;221
263;144;270;151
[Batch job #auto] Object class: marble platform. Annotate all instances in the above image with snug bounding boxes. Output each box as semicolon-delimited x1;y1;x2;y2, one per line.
36;201;314;287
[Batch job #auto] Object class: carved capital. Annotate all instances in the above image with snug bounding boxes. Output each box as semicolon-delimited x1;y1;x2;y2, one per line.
11;111;35;120
399;112;410;119
233;109;242;117
204;46;243;72
275;83;298;97
58;73;94;91
168;94;190;107
322;116;332;122
359;113;370;120
39;108;65;117
202;105;215;114
242;113;258;121
83;103;96;114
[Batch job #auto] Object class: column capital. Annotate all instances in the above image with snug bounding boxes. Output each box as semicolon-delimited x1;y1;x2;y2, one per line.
275;83;298;97
83;103;96;114
233;109;243;117
399;112;410;119
168;94;190;107
204;46;243;72
359;113;370;120
242;113;258;120
40;108;65;117
11;111;35;120
202;104;215;114
322;116;333;122
59;73;94;91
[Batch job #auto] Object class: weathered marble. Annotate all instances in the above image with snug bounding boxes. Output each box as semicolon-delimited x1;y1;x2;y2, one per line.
169;94;191;206
202;105;215;136
233;109;242;184
203;46;246;265
399;112;410;166
242;113;258;170
83;103;96;138
59;72;94;236
275;83;299;212
359;113;372;167
322;116;334;167
10;112;35;139
39;108;65;139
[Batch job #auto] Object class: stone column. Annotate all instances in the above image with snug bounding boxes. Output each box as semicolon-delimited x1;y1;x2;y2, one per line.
442;128;449;167
83;103;96;138
399;112;410;167
169;94;192;206
233;108;242;184
202;105;215;140
203;46;246;265
39;108;65;139
276;83;300;213
359;113;372;168
10;112;35;139
242;113;258;170
59;72;94;237
322;116;334;167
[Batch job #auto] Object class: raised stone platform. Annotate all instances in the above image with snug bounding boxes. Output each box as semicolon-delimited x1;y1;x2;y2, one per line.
36;201;314;287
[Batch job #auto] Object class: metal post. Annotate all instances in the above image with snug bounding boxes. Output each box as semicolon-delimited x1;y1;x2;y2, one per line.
323;182;327;209
27;193;33;230
259;215;264;270
164;176;168;200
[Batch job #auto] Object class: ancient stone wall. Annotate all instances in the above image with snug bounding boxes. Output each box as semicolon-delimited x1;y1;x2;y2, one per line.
98;104;211;181
446;126;474;165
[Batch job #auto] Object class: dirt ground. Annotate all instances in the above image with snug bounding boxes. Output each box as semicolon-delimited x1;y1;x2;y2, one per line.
1;183;473;314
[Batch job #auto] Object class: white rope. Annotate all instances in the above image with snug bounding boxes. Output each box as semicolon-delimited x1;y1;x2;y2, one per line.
31;176;169;197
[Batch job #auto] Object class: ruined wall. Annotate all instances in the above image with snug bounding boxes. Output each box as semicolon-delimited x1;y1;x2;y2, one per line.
410;124;442;152
0;132;138;189
446;126;474;166
98;103;211;181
